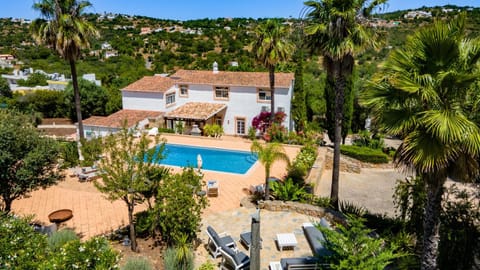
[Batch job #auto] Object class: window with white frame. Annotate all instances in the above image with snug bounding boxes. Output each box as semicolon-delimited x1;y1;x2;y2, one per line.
258;88;271;101
166;92;176;105
277;107;285;112
179;84;188;97
214;86;229;99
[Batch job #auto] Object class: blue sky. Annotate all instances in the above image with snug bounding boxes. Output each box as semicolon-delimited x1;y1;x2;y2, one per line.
1;0;479;20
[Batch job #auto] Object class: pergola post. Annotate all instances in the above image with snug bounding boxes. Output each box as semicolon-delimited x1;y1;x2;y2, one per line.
250;208;261;270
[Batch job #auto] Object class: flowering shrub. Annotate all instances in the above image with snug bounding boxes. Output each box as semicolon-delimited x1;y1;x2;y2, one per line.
286;144;318;184
0;215;48;269
252;111;271;132
45;237;119;269
266;123;286;142
252;111;288;142
0;215;119;270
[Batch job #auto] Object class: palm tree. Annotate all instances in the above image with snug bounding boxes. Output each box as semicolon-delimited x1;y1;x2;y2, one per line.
364;15;480;270
251;141;290;200
251;20;294;122
303;0;386;209
31;0;98;140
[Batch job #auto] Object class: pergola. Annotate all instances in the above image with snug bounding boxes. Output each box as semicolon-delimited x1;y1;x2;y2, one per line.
163;102;227;130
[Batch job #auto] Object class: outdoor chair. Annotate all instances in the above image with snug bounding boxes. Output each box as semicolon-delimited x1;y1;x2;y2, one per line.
249;184;265;196
207;180;219;197
33;223;57;236
220;244;250;270
206;226;236;258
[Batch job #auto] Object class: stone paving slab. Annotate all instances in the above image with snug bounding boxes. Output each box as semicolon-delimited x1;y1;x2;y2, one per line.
197;207;321;270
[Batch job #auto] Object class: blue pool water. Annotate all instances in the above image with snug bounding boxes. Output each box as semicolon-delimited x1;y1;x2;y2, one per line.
156;144;258;174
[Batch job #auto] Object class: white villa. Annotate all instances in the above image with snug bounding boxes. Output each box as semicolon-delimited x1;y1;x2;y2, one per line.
82;65;294;138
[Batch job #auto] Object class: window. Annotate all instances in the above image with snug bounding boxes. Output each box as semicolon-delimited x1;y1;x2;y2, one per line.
236;118;246;135
215;86;229;99
215;117;222;126
166;92;175;105
258;88;271;101
277;107;285;113
179;84;188;97
261;106;270;112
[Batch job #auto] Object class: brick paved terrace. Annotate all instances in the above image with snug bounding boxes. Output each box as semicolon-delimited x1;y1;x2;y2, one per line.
12;134;301;239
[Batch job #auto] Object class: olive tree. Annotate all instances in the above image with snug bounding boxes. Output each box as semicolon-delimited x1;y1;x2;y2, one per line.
0;110;60;213
94;125;165;252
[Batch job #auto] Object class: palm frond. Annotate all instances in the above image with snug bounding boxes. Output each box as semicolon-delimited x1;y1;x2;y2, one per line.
365;14;480;179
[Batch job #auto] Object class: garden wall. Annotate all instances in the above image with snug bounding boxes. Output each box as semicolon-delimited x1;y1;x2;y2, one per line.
258;200;345;224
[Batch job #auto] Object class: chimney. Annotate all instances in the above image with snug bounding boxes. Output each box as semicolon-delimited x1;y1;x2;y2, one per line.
213;61;218;74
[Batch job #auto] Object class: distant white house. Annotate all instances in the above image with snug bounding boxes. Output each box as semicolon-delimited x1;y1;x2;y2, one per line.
1;69;101;91
404;10;432;19
82;64;294;137
104;50;118;59
0;54;15;68
101;42;112;50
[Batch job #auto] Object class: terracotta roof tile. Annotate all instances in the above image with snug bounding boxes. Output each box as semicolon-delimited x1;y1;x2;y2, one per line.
165;102;227;120
172;69;294;88
122;70;294;93
122;76;175;92
83;110;163;128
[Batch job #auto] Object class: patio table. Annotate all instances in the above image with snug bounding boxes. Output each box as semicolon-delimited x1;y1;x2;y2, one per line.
269;261;282;270
276;233;298;251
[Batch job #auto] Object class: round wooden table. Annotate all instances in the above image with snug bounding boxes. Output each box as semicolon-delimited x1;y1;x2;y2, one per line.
48;209;73;223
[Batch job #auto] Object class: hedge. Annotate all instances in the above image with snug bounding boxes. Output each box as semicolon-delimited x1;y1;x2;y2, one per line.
340;145;389;164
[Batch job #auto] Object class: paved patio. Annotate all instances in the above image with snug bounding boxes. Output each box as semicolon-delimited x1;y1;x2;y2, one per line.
197;207;320;270
12;134;300;238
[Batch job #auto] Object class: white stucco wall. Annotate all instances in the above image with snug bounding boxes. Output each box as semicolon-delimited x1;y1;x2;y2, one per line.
122;91;165;111
84;120;150;139
83;126;120;139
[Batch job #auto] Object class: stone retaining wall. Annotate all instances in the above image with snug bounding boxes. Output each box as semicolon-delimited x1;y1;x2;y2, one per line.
324;148;393;173
258;200;345;224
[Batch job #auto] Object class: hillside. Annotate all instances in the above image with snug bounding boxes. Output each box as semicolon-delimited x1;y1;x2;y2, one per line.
0;5;479;93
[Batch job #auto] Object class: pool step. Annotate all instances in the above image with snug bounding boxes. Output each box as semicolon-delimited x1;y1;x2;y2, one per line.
245;155;258;164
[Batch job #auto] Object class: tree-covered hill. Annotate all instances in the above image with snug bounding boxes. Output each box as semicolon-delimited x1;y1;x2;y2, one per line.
0;5;478;95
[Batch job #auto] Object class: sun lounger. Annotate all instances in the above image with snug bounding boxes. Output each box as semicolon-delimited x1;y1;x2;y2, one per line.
220;244;250;270
280;256;321;270
78;171;99;182
302;219;333;257
206;226;236;258
147;127;158;136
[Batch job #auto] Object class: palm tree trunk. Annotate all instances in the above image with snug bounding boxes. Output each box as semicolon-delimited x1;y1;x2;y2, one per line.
128;203;138;252
330;63;345;210
269;65;275;123
69;59;84;140
264;167;270;200
421;175;445;270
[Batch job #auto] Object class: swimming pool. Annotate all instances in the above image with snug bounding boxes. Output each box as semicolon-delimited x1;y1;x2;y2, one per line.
155;143;258;174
